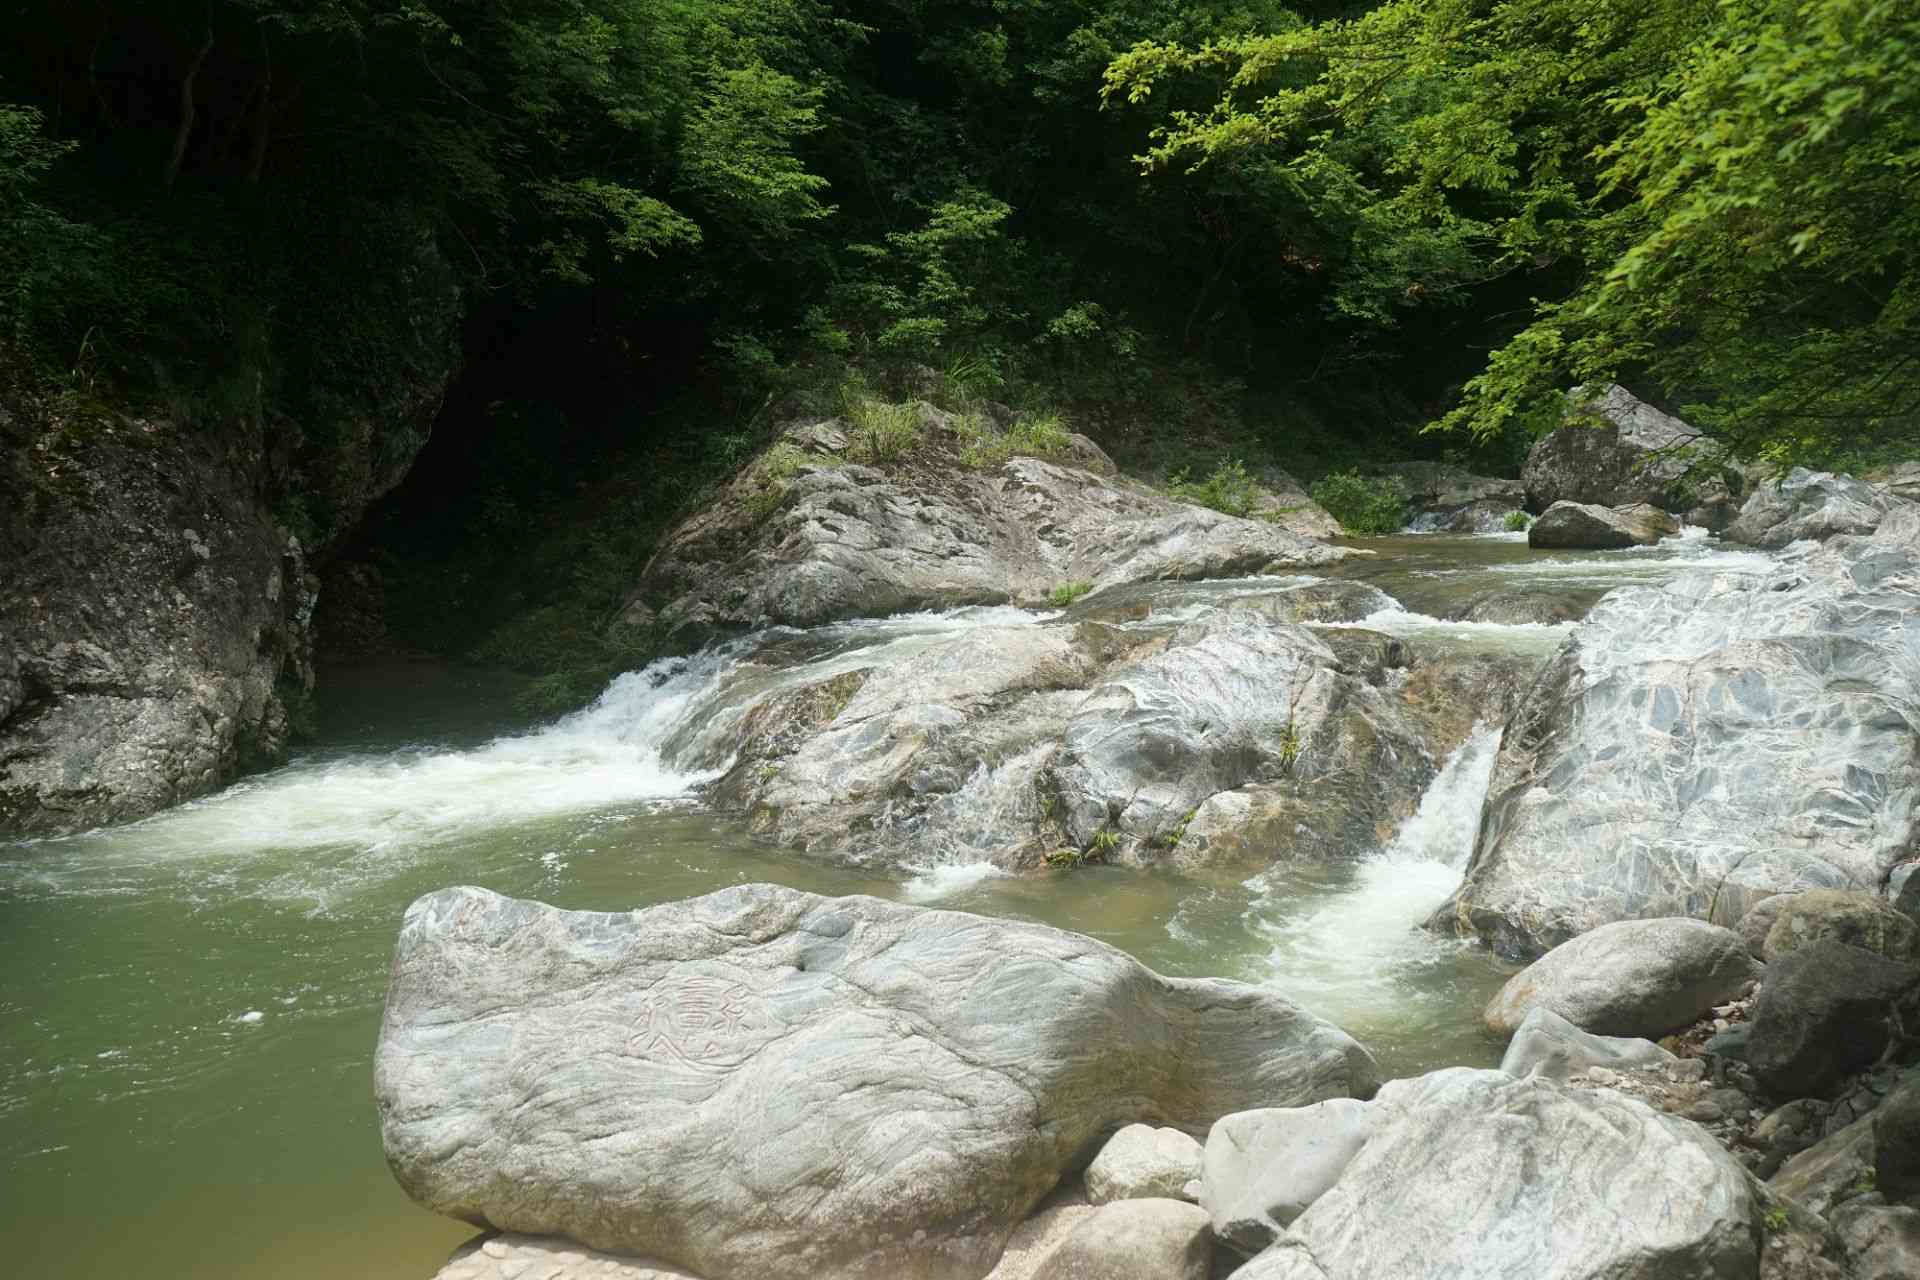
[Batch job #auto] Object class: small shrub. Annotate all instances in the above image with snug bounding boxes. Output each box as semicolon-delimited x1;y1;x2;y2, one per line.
960;410;1074;468
1278;722;1304;770
1048;581;1093;607
1309;469;1409;534
843;394;920;461
1503;509;1532;532
1168;457;1263;518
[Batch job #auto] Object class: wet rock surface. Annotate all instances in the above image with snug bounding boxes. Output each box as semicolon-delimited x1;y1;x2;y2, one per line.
1377;461;1525;533
1437;507;1920;958
376;885;1375;1280
1727;469;1907;549
1528;500;1679;549
1523;384;1708;513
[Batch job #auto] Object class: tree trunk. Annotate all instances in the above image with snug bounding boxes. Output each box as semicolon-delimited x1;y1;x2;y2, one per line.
162;25;214;187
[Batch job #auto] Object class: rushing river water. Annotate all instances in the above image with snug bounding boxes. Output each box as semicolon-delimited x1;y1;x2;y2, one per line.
0;531;1783;1279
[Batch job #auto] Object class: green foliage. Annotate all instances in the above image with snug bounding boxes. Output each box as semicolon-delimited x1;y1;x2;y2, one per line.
1167;457;1262;517
1503;510;1532;532
1309;470;1410;535
1762;1205;1790;1233
1108;0;1920;465
842;394;921;462
960;412;1076;468
1048;581;1093;607
1278;721;1303;771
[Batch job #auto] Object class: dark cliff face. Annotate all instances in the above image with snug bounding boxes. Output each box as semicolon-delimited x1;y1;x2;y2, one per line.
0;241;460;839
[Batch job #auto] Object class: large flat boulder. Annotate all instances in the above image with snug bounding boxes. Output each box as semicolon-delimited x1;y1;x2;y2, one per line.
638;424;1346;649
1242;1069;1767;1280
1482;918;1757;1039
1434;506;1920;958
1527;500;1678;549
1726;468;1904;549
376;886;1376;1280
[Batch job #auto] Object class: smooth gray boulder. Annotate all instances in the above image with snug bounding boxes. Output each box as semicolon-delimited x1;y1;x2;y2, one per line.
1199;1099;1384;1256
639;427;1346;648
1747;939;1920;1097
1498;1007;1679;1080
376;886;1376;1280
1249;466;1343;540
1029;1199;1212;1280
1523;384;1701;512
1761;888;1920;962
1482;917;1758;1038
1726;468;1903;549
1436;506;1920;958
1084;1125;1203;1205
1257;1069;1765;1280
1528;500;1678;549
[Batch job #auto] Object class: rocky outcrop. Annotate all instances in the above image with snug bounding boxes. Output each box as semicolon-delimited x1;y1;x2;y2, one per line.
637;422;1347;651
1498;1007;1679;1081
0;242;460;837
1249;466;1343;539
1834;1203;1920;1280
1865;461;1920;503
1726;468;1907;549
1377;461;1525;533
1760;889;1920;963
1232;1068;1777;1280
1527;500;1678;549
1746;940;1920;1097
1523;384;1702;512
376;885;1376;1280
1084;1125;1202;1205
1482;918;1758;1039
1434;506;1920;958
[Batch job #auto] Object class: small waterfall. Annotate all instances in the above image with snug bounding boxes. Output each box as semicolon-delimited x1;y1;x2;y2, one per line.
1245;723;1504;1018
895;741;1060;900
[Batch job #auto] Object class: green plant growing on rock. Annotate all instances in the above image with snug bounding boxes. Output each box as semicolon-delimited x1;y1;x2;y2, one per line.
1168;457;1262;517
1278;721;1304;771
1048;581;1093;607
1762;1205;1790;1233
843;394;920;462
959;411;1075;468
1504;510;1532;532
1310;470;1409;535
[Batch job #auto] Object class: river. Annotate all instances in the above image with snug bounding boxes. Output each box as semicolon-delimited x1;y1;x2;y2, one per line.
0;531;1780;1279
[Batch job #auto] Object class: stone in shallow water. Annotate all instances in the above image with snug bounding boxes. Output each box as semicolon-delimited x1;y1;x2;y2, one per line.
1482;917;1757;1039
1528;500;1677;549
377;885;1375;1280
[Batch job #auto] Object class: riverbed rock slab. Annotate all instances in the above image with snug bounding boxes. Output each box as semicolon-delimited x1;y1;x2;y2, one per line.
1834;1204;1920;1280
1029;1198;1212;1280
1528;500;1678;549
1249;466;1343;539
1084;1125;1203;1205
1199;1098;1385;1256
1761;889;1920;963
1261;1068;1765;1280
376;885;1376;1280
433;1235;702;1280
1747;940;1920;1097
1483;917;1758;1039
1434;505;1920;958
1726;468;1904;549
1498;1006;1679;1080
638;433;1347;647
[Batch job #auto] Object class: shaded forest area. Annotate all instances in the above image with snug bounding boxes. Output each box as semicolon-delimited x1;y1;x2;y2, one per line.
3;0;1915;694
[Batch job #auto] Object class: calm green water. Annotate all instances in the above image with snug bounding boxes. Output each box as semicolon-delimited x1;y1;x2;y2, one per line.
0;533;1778;1279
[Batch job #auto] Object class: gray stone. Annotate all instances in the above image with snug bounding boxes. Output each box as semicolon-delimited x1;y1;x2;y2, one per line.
1747;940;1920;1097
1875;1077;1920;1200
376;885;1376;1280
1229;1240;1330;1280
1483;917;1758;1039
1029;1198;1212;1280
1265;1069;1764;1280
1528;500;1679;549
1865;461;1920;502
1249;466;1343;539
639;443;1347;647
1084;1125;1203;1205
432;1235;700;1280
1726;468;1905;549
1378;461;1525;533
1499;1006;1679;1080
1741;895;1794;959
983;1187;1099;1280
1199;1098;1385;1256
1833;1203;1920;1280
1444;587;1590;625
1435;506;1920;958
1523;384;1708;512
1893;863;1920;923
1771;1112;1878;1216
1704;1023;1753;1062
1761;889;1920;963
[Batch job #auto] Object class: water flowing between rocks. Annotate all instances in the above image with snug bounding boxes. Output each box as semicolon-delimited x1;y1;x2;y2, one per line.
0;532;1785;1279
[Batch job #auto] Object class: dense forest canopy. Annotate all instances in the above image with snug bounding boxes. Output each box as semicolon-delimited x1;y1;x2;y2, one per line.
2;0;1915;470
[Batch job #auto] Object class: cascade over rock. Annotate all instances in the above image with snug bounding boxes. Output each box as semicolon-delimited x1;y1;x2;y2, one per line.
375;885;1375;1280
1435;506;1920;958
636;422;1348;651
